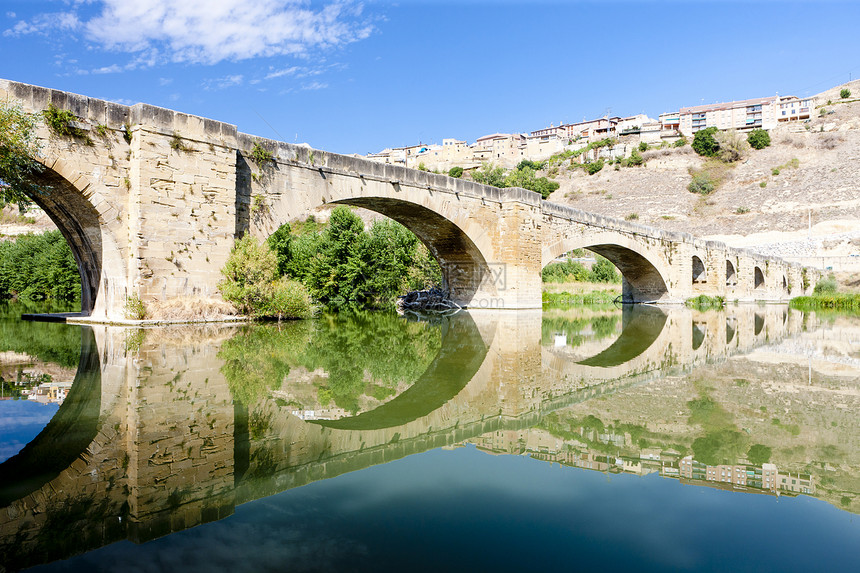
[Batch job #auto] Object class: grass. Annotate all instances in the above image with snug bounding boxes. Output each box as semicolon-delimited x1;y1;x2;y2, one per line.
687;159;729;195
790;294;860;310
542;289;620;305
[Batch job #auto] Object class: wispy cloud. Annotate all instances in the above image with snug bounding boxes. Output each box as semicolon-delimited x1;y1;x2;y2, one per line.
204;74;245;91
302;81;328;91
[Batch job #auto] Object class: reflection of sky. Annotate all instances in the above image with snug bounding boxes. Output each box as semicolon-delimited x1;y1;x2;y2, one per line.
30;445;858;572
0;400;59;462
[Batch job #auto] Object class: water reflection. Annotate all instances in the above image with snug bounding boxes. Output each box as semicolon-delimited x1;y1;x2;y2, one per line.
0;304;857;570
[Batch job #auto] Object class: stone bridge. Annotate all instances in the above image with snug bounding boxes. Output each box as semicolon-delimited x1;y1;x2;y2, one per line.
0;79;818;320
0;305;810;570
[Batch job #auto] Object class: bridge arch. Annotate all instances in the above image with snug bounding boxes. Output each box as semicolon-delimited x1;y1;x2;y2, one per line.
250;163;505;308
541;232;671;303
754;266;765;290
692;255;706;284
20;153;127;317
726;260;737;286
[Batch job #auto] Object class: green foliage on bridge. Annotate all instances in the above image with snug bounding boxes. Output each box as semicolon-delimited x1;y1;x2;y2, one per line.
0;231;79;302
267;206;441;308
0;102;43;205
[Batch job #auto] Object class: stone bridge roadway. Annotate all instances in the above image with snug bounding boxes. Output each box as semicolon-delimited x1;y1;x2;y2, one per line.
0;306;807;570
0;79;820;320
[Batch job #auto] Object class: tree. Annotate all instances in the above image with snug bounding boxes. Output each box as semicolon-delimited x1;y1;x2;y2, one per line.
267;222;292;276
0;102;43;205
747;129;771;150
471;163;507;187
447;166;463;178
840;88;851;99
307;206;367;302
588;257;620;283
691;126;720;157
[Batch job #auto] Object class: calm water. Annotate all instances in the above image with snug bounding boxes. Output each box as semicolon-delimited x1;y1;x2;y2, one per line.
0;302;857;572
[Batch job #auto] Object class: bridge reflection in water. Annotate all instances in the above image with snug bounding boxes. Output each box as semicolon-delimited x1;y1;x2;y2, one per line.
0;305;846;570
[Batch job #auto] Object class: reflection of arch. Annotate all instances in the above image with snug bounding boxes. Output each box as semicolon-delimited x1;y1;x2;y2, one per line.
754;313;765;336
0;327;99;507
754;266;765;289
576;306;668;367
726;317;736;345
692;321;707;351
311;312;489;430
692;256;706;284
726;260;737;286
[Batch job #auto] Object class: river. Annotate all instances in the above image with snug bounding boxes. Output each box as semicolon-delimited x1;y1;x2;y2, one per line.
0;302;857;572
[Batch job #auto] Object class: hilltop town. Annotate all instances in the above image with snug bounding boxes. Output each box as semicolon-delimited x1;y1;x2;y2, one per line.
365;81;860;281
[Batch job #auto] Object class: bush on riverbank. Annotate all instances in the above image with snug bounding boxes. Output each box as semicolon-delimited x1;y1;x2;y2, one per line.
219;233;313;319
0;230;79;302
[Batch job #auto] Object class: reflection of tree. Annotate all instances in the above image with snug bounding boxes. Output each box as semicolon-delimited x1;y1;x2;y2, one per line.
218;321;313;405
296;310;441;413
219;311;441;412
541;313;620;347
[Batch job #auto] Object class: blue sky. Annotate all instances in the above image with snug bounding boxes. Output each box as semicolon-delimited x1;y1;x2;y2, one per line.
2;1;859;155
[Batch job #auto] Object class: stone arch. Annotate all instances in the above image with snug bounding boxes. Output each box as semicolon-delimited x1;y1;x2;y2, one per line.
726;260;737;286
253;169;505;308
754;266;765;290
692;255;706;284
24;155;127;318
542;235;670;303
334;197;498;305
782;274;789;293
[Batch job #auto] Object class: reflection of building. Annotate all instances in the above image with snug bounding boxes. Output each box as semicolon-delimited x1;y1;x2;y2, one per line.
468;428;815;500
24;381;72;405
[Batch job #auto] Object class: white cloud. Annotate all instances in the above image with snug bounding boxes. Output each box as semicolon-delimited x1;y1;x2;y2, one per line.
83;0;373;65
3;11;80;37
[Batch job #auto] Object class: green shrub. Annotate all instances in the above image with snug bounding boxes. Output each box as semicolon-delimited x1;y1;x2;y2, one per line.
250;141;274;165
714;129;750;162
747;129;771;150
688;171;717;194
673;137;687;148
42;104;91;143
584;159;604;175
638;141;648;152
448;166;464;178
124;295;146;320
516;159;545;171
813;275;838;295
840;88;851;99
264;277;313;320
219;233;279;316
692;127;720;157
625;212;638;220
624;149;644;167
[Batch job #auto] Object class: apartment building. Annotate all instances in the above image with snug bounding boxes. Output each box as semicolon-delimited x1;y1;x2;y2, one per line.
474;133;526;167
677;94;814;136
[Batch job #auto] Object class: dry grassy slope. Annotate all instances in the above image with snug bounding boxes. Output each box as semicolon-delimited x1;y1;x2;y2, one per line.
546;81;860;270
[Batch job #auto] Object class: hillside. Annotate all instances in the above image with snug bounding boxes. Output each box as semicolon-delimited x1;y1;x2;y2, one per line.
544;80;860;277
